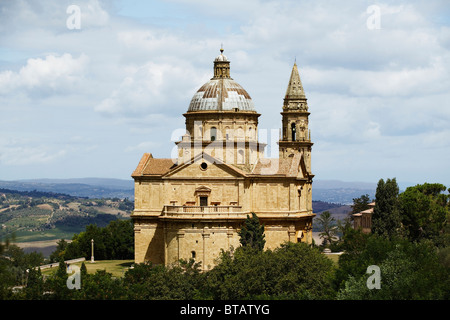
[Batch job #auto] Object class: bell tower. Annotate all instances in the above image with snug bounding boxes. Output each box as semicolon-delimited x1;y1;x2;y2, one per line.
278;62;313;172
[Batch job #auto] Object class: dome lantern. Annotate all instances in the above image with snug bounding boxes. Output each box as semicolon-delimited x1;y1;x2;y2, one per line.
213;47;230;78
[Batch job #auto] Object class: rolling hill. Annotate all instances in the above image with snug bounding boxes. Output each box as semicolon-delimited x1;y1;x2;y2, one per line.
0;188;133;243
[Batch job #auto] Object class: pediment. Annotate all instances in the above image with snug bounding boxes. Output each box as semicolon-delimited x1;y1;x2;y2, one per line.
195;185;211;193
163;152;246;179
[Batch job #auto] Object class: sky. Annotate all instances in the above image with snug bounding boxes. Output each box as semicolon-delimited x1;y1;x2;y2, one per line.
0;0;449;188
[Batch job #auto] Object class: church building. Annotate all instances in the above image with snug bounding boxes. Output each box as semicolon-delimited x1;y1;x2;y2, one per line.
131;49;315;270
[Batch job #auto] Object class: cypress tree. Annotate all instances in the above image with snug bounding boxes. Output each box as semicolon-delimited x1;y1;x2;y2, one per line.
372;178;401;239
238;212;266;251
25;267;44;299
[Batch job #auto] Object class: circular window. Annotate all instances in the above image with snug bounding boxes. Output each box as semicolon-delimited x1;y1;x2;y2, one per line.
200;162;208;170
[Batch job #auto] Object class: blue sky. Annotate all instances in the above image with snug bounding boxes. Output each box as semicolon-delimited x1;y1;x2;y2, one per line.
0;0;449;188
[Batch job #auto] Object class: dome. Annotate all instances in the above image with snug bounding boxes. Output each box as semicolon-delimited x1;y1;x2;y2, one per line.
188;78;255;112
187;49;256;112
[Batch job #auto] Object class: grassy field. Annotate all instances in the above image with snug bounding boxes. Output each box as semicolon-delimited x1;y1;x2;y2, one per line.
42;260;135;278
324;253;341;265
11;227;80;242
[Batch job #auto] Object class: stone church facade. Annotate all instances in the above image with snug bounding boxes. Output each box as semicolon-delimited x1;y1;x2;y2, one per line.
131;49;315;270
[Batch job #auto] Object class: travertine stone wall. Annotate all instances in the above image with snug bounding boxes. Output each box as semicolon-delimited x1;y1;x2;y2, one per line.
132;160;314;269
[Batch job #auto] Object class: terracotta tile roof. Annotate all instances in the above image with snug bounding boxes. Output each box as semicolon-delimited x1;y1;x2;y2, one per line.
131;153;151;177
353;206;375;216
132;153;177;177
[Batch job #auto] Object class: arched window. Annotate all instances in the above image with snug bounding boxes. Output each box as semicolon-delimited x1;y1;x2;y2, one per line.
211;127;217;141
237;127;244;140
238;149;245;164
291;123;296;141
225;126;231;140
196;124;202;139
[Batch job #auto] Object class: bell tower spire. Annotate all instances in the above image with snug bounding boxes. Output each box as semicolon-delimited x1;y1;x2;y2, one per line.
278;62;313;171
285;62;306;101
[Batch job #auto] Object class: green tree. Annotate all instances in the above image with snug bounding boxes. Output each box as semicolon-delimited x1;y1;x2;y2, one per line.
123;260;204;300
4;245;44;271
1;244;44;290
62;219;134;260
336;215;353;240
24;267;44;300
334;233;392;292
49;239;69;263
205;242;336;299
80;261;88;278
351;194;372;214
44;256;72;299
316;211;338;247
238;213;265;251
0;237;15;299
399;183;449;245
64;224;106;260
372;178;401;239
104;219;134;259
75;270;125;300
332;215;353;252
337;238;450;299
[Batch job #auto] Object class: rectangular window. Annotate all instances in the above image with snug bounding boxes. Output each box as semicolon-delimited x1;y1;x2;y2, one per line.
200;196;208;207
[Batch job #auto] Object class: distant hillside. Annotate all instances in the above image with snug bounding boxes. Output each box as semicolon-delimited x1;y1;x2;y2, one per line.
312;179;376;204
0;188;133;243
0;178;134;199
313;180;377;190
21;178;133;189
312;188;375;205
312;200;344;213
312;200;352;229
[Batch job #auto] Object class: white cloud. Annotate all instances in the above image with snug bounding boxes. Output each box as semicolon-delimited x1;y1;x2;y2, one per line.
0;139;67;166
304;54;450;98
95;60;206;116
0;0;110;33
125;141;159;153
0;53;89;96
81;0;110;28
0;0;449;184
